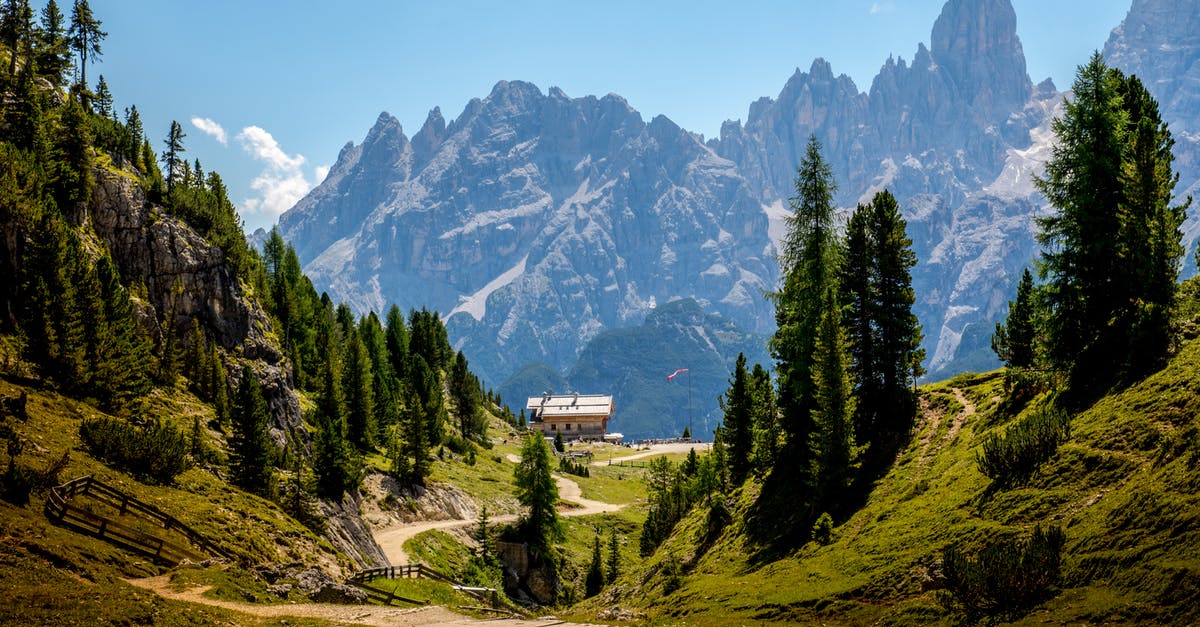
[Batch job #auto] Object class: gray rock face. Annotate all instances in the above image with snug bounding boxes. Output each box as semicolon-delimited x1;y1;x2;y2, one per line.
280;82;775;385
1104;0;1200;135
1104;0;1200;274
280;0;1200;387
85;169;389;572
86;170;305;448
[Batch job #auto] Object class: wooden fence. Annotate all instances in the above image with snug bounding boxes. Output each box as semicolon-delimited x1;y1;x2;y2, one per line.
347;563;498;607
607;459;651;468
44;475;231;565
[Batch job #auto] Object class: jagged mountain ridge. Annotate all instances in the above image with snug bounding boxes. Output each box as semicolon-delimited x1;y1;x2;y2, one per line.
280;0;1200;391
280;83;775;385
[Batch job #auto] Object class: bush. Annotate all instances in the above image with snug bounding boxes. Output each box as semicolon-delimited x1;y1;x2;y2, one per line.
558;457;589;477
976;407;1071;487
940;525;1066;622
811;512;834;545
79;416;190;484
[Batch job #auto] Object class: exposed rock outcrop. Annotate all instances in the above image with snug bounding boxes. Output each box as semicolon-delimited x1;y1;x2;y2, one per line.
85;169;305;449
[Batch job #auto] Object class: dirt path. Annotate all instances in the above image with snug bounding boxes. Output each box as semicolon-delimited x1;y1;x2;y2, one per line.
593;442;710;466
374;471;622;566
127;575;470;625
948;387;976;441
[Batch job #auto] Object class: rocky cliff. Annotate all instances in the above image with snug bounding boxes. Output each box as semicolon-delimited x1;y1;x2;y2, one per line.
280;0;1200;392
85;170;305;449
280;83;775;385
83;168;387;569
1104;0;1200;269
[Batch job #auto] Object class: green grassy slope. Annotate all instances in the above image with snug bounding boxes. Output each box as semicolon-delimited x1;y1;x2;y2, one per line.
0;372;349;625
593;339;1200;625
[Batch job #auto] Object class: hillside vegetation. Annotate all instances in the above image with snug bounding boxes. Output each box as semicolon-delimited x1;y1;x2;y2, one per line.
583;318;1200;624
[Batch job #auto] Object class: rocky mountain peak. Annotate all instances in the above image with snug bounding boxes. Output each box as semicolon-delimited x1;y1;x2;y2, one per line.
1104;0;1200;133
930;0;1031;120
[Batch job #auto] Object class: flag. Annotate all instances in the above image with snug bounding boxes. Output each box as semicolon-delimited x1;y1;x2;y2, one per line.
666;368;689;381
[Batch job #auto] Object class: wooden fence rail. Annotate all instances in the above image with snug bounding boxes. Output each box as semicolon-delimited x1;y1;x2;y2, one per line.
44;475;232;565
347;563;499;607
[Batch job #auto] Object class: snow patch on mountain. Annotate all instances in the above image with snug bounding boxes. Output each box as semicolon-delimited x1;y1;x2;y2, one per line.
451;255;529;321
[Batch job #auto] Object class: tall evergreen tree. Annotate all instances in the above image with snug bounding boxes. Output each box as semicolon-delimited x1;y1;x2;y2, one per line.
384;304;409;380
719;352;753;486
342;331;375;451
841;204;877;443
810;288;857;506
1035;53;1127;396
606;530;620;584
162;120;185;197
992;268;1037;370
514;432;561;563
1113;72;1189;380
93;74;112;117
2;0;33;76
1035;54;1187;398
770;135;840;497
231;365;275;497
91;255;151;411
868;190;924;430
66;0;104;94
313;349;358;498
747;364;778;475
35;0;70;87
585;534;604;597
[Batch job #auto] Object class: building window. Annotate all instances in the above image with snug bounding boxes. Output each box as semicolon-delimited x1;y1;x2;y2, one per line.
566;423;571;430
551;424;556;431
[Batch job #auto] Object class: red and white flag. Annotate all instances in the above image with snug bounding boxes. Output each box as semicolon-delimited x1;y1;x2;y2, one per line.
666;368;689;381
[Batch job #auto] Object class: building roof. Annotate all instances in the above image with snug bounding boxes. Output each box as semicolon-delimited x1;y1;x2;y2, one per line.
526;394;614;419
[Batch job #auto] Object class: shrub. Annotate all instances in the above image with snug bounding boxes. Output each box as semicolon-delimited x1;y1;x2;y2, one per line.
976;407;1071;487
558;457;589;477
940;525;1066;622
79;416;190;484
811;512;834;545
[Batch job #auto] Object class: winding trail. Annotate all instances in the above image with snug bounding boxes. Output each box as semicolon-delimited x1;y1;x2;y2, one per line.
128;575;605;625
374;469;622;566
591;442;710;466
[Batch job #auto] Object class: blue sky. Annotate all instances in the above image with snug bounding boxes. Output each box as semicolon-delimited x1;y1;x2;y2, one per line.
91;0;1131;233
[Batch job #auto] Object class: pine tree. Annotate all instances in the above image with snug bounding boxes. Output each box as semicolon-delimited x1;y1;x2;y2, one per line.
749;364;779;475
868;190;924;431
384;304;409;380
514;432;561;563
93;74;112;117
992;268;1036;370
66;0;104;96
841;204;877;443
1035;54;1187;398
231;365;275;497
810;288;857;506
210;346;231;426
606;530;620;584
35;0;70;87
399;384;430;482
771;135;840;488
2;0;33;76
313;353;358;498
342;331;375;451
585;534;604;597
719;352;753;486
1113;72;1189;380
91;255;151;411
162;120;185;197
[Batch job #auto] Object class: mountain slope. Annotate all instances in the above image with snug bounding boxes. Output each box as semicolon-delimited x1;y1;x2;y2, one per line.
281;84;775;386
591;314;1200;624
281;0;1200;390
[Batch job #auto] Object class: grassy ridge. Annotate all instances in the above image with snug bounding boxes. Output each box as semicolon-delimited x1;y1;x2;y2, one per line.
591;338;1200;624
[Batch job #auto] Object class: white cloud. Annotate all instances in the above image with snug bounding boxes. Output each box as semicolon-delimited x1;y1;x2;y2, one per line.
237;126;306;172
314;165;331;184
190;117;228;145
236;126;315;218
870;1;896;14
